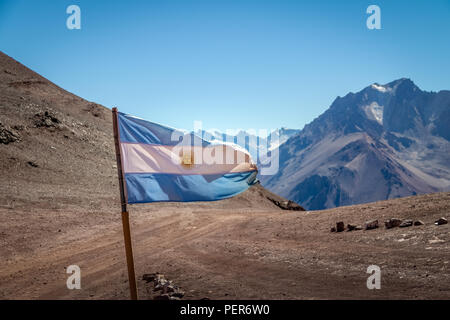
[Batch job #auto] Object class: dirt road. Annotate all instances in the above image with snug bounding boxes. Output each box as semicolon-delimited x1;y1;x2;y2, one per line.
1;191;449;300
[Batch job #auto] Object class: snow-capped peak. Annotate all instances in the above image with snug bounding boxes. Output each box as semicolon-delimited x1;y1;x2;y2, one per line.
371;83;390;93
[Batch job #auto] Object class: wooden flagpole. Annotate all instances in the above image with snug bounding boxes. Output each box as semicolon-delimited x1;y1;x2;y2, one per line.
112;107;138;300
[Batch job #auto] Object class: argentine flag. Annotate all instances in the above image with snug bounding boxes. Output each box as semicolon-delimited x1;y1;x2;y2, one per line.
117;112;258;204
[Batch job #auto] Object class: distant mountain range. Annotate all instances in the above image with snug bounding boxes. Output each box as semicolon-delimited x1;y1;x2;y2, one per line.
259;79;450;210
195;128;300;160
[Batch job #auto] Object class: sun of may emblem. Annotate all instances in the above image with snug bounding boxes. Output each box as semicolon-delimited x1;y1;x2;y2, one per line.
180;150;195;168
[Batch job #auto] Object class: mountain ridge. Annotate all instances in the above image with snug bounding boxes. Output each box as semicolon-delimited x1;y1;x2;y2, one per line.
260;78;450;210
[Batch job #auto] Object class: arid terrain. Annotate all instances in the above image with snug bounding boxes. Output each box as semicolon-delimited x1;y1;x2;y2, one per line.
1;51;449;299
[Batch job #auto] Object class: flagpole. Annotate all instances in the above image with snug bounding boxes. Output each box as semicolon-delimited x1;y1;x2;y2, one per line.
112;107;138;300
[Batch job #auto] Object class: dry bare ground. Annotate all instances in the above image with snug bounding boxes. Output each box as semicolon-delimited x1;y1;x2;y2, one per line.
0;191;449;300
0;51;449;299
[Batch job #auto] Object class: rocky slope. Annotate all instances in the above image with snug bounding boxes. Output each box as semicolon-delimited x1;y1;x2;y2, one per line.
260;79;450;210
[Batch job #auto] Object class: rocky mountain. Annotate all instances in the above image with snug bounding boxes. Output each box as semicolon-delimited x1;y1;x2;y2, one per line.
260;79;450;210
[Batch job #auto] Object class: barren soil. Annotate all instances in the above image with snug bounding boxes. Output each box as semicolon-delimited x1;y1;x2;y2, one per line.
1;191;449;299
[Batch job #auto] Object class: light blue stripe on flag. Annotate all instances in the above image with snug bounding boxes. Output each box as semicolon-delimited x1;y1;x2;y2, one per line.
125;171;257;203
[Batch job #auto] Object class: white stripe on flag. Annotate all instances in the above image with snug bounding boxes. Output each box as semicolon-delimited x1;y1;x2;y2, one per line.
121;143;257;175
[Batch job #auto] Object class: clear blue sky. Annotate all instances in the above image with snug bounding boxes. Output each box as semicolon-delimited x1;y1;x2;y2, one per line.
1;0;449;132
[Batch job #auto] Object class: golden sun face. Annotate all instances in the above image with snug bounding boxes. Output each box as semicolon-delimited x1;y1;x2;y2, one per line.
180;150;195;168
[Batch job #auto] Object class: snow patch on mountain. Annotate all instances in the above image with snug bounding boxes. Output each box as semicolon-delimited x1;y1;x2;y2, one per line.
371;84;390;93
362;102;384;124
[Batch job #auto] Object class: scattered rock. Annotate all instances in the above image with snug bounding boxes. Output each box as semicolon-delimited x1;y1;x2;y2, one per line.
428;238;445;244
9;80;46;88
12;125;24;131
27;161;38;168
435;217;448;226
170;291;185;299
4;69;15;75
33;111;60;128
0;122;21;144
336;221;345;232
142;273;159;282
84;103;104;118
385;218;402;229
364;220;379;230
268;197;305;211
284;200;305;211
414;220;424;226
330;226;336;232
399;220;413;228
142;273;185;300
347;224;362;231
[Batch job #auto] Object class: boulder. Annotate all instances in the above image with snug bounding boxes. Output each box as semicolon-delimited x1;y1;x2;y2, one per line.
385;218;402;229
171;289;185;298
144;272;184;300
336;221;345;232
347;224;362;231
142;273;157;283
27;161;38;168
285;200;304;211
435;217;448;225
154;278;168;291
33;111;60;128
0;122;20;144
268;197;305;211
399;220;413;228
364;220;379;230
414;220;424;226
